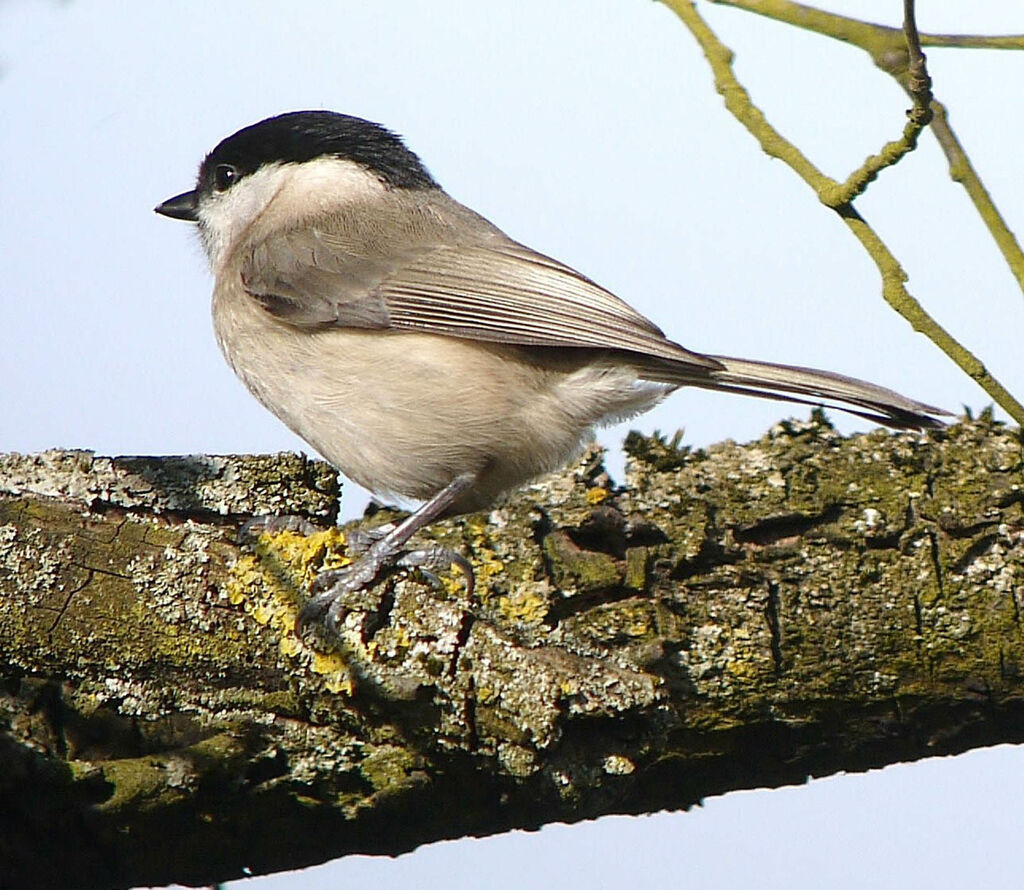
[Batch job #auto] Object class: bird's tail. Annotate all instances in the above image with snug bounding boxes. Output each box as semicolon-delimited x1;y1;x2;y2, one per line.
649;354;950;430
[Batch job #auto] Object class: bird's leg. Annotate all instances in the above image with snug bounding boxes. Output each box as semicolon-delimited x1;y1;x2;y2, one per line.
343;523;474;590
296;473;477;639
342;522;398;556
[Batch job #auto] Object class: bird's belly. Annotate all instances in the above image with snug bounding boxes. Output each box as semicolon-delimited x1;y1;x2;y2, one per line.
215;303;665;510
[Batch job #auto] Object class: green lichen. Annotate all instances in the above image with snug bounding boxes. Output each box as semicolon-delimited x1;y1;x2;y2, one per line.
2;423;1022;885
358;744;420;793
542;531;621;591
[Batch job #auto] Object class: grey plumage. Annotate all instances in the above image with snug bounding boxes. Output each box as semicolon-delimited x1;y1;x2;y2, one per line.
237;185;944;436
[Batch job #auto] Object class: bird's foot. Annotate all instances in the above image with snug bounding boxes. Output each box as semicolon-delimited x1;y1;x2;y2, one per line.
236;512;473;643
293;473;480;645
397;546;475;598
342;522;397;556
295;538;474;642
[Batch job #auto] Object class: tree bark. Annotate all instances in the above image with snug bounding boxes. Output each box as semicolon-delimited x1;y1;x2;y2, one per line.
1;415;1021;889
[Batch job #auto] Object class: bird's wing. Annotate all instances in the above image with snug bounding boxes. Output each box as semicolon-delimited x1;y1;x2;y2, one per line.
240;227;948;430
241;228;722;370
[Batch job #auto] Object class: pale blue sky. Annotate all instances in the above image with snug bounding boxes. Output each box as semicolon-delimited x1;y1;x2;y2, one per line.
2;2;1022;888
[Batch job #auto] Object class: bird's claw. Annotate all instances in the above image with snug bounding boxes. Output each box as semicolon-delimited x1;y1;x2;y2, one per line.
397;546;475;599
297;551;386;639
295;542;475;643
310;555;383;595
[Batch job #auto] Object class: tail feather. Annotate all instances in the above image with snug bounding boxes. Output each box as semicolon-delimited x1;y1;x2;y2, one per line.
645;354;950;430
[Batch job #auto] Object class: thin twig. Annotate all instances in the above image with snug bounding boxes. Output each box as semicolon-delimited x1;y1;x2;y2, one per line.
821;1;932;205
659;0;1024;424
706;0;1024;52
920;33;1024;51
706;0;1024;303
902;0;932;126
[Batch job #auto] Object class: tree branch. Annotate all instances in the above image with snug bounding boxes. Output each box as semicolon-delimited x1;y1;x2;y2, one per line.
705;0;1024;306
2;416;1022;888
664;0;1024;424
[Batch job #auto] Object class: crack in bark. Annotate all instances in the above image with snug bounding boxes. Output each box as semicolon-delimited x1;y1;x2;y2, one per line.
913;592;924;652
47;568;95;634
734;505;844;545
927;530;945;599
463;673;479;752
544;585;644;626
449;610;475;680
940;519;1003;540
948;533;1001;574
764;580;784;675
670;537;740;580
69;561;130;580
86;499;246;531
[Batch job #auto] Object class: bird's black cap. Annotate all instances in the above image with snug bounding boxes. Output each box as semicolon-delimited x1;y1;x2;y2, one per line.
197;111;439;194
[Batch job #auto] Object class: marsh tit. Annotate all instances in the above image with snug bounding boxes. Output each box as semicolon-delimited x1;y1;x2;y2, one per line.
156;111;946;635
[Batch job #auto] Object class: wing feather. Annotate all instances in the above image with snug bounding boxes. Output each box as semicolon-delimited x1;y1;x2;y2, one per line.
241;227;721;370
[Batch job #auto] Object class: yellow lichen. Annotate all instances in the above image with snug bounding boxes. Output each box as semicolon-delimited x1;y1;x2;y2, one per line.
310;649;353;694
224;553;264;606
252;527;350;590
389;626;412;654
586;487;609;505
221;526;365;692
324;673;354;695
311;650;348;676
498;589;548;625
456;524;506;603
278;635;301;658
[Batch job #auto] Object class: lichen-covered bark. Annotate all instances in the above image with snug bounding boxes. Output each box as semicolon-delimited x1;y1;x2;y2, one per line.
1;416;1022;890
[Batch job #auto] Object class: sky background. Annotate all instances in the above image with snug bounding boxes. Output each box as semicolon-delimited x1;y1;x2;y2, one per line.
2;1;1022;888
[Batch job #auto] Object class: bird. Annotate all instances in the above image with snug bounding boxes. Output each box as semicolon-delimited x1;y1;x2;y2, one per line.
155;110;946;636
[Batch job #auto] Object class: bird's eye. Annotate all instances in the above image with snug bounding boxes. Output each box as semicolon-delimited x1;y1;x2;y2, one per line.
214;164;239;191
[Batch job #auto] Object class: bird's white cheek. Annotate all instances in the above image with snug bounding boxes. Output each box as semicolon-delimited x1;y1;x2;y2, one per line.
195;165;290;271
195;158;391;271
196;215;227;271
197;193;258;271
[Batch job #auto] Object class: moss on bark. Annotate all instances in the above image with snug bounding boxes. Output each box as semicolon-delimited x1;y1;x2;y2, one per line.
1;417;1022;888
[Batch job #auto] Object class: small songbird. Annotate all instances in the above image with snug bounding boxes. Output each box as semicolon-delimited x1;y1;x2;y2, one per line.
156;110;946;634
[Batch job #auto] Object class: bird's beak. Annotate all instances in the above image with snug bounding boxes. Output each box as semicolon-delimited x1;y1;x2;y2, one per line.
155;190;199;222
